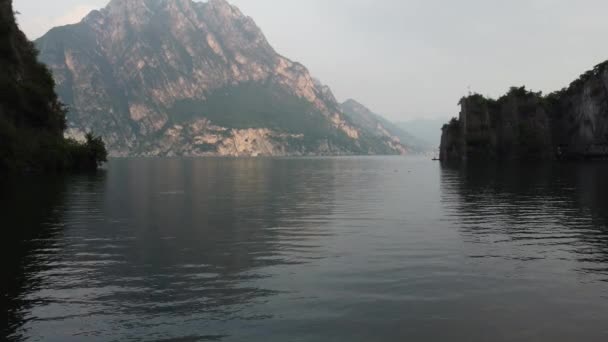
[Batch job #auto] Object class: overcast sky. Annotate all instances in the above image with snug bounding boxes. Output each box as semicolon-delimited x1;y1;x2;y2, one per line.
13;0;608;121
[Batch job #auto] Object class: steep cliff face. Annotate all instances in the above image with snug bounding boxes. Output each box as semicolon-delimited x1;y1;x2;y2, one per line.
35;0;404;156
549;64;608;157
439;118;462;161
0;0;64;138
440;61;608;161
0;0;106;172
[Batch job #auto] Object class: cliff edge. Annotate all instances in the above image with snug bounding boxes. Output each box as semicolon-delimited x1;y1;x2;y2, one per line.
0;0;106;172
441;61;608;161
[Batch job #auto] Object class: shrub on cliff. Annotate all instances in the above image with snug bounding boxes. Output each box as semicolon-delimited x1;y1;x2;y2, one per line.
0;0;106;173
64;133;108;171
0;116;107;173
443;117;460;131
458;94;489;106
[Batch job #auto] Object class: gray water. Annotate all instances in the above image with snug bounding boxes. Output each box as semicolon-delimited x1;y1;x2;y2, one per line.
3;157;608;341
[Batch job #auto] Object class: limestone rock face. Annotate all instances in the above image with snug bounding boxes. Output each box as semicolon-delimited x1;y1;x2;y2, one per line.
440;62;608;161
35;0;405;156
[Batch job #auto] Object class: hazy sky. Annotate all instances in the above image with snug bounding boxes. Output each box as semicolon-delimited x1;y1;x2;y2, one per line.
13;0;608;121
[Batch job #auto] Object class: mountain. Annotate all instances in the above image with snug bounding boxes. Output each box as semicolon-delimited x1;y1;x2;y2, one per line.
440;61;608;161
341;99;433;153
0;0;106;172
34;0;408;157
396;118;446;150
340;99;407;154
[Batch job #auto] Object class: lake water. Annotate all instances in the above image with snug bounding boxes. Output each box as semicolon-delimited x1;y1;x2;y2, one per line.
3;157;608;341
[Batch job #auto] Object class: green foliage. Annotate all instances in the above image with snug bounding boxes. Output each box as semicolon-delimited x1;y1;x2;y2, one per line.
448;59;608;160
59;134;106;171
0;115;107;173
505;86;541;99
458;93;488;106
82;133;108;167
171;81;333;140
170;82;391;154
0;2;106;173
459;87;543;109
561;61;608;96
443;117;460;132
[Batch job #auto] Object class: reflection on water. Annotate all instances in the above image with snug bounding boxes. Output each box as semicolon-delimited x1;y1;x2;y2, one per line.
3;158;608;341
441;163;608;280
1;175;102;340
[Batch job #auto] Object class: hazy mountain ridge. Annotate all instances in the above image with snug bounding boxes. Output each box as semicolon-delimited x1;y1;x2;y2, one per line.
341;99;434;153
35;0;408;156
396;118;445;150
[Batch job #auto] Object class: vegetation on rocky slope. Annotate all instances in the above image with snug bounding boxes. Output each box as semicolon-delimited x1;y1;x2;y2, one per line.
441;61;608;161
34;0;407;157
169;82;363;153
0;0;106;173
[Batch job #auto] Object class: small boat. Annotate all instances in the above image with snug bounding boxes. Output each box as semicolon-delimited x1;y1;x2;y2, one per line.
432;148;440;161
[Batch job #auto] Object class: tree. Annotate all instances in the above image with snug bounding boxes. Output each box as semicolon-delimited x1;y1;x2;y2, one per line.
85;133;108;168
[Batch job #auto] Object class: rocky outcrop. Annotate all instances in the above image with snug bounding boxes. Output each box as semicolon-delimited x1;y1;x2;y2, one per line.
35;0;406;156
440;61;608;161
439;118;462;161
0;0;106;172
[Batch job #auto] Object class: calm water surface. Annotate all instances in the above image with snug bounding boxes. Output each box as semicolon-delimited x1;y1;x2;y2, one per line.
3;157;608;341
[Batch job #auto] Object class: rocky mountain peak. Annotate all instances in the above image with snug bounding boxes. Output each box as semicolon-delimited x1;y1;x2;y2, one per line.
35;0;410;157
102;0;242;24
94;0;159;36
206;0;242;17
105;0;166;10
104;0;153;16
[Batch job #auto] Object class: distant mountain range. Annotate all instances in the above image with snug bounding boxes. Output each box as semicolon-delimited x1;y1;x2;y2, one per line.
341;100;434;153
396;118;446;150
34;0;428;157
